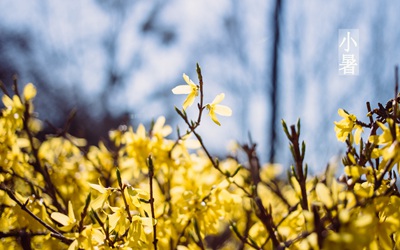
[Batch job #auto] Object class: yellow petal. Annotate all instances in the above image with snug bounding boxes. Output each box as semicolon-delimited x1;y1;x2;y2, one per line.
182;92;196;110
108;210;121;231
153;116;166;130
184;139;201;149
141;217;156;227
23;83;37;101
338;108;348;118
183;73;196;87
177;246;189;250
51;212;71;226
13;95;23;108
90;192;110;210
209;110;221;126
290;176;301;195
354;183;373;198
354;212;374;227
344;165;367;179
59;224;76;232
153;116;172;137
89;182;106;194
354;125;363;145
92;228;106;242
211;93;225;105
68;240;78;250
214;105;232;116
172;85;191;94
383;141;399;161
17;138;30;148
67;201;75;221
315;183;333;208
136;124;146;138
2;95;13;108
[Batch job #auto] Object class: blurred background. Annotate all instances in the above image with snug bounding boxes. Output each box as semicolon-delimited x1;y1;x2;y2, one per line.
1;0;399;173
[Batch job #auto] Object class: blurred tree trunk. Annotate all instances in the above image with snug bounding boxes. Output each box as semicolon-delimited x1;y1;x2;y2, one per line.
268;0;282;163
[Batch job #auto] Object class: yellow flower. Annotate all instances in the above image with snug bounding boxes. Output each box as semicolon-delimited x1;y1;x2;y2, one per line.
89;180;113;210
23;83;37;101
315;183;334;209
70;224;105;250
172;73;199;110
108;206;130;235
51;201;76;232
334;108;363;144
151;116;172;140
369;120;400;162
205;93;232;126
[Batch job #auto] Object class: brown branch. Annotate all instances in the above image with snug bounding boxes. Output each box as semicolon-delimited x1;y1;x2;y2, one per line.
147;156;158;250
0;184;72;245
23;101;66;213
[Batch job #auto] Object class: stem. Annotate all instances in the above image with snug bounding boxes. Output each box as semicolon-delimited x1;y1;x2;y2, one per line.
174;219;192;249
0;184;72;245
147;156;158;250
196;63;205;126
23;102;66;213
117;168;133;222
254;198;280;248
289;125;308;211
173;64;277;246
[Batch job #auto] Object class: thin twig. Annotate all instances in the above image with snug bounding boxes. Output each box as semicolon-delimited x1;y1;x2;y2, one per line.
23;101;66;213
0;184;72;245
147;156;158;250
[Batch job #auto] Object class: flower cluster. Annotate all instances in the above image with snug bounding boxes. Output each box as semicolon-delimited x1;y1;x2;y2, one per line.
1;66;400;249
172;71;232;126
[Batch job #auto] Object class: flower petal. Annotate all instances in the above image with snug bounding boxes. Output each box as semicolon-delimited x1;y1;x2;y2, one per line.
68;240;78;250
89;182;106;194
183;73;196;87
67;201;75;221
209;110;221;126
153;116;165;131
211;93;225;105
354;125;363;145
90;192;110;210
51;212;71;226
315;183;333;208
338;108;348;118
214;105;232;116
23;83;37;101
172;85;191;95
183;92;196;110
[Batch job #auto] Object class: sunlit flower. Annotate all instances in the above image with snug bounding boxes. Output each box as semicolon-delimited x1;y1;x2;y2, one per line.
369;120;400;162
51;201;76;232
205;93;232;126
108;206;130;235
172;73;199;110
89;180;113;210
334;108;363;144
23;83;37;101
151;116;172;139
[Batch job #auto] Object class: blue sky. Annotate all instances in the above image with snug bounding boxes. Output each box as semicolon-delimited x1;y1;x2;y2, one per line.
1;0;399;172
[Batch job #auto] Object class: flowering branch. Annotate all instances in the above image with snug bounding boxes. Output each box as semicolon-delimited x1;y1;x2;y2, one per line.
0;184;73;245
147;155;158;250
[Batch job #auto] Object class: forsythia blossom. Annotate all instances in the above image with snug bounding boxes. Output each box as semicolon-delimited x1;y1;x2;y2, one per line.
205;93;232;126
334;108;363;144
172;73;199;110
6;74;400;250
23;83;37;101
51;201;76;232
